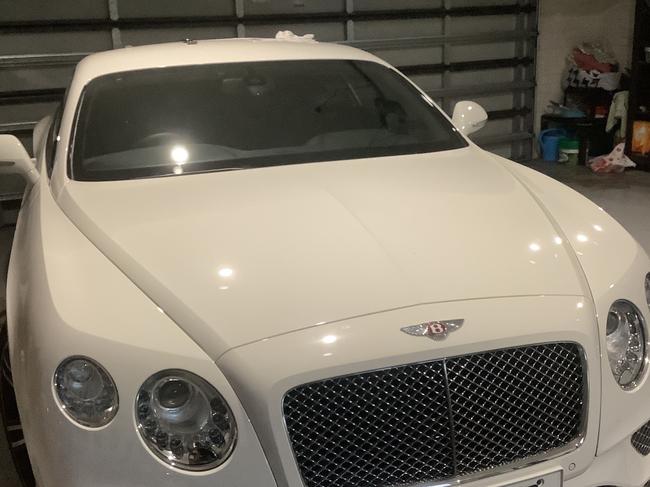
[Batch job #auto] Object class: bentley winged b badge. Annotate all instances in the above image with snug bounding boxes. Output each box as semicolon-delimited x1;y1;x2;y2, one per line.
401;319;464;341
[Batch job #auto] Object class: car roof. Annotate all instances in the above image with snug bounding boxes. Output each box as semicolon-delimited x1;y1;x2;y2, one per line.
73;37;388;85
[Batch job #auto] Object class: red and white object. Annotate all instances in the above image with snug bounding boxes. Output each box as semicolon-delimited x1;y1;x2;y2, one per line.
589;143;637;173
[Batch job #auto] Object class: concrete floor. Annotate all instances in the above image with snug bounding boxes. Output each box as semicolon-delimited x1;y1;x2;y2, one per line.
0;163;648;486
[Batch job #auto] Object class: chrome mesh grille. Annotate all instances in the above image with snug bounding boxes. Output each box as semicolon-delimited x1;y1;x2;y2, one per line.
283;343;584;487
632;421;650;456
446;346;585;475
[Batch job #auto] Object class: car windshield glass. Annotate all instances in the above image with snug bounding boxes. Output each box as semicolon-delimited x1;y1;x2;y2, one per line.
71;60;467;181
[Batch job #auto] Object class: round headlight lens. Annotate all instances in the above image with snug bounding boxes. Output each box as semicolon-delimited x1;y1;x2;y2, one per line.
606;300;646;388
135;370;236;470
53;356;118;427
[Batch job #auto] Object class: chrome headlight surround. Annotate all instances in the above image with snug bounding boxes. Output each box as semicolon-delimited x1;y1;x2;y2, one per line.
135;369;237;471
606;300;647;389
53;356;119;428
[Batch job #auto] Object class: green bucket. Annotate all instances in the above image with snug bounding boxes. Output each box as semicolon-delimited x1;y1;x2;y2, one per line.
558;137;580;165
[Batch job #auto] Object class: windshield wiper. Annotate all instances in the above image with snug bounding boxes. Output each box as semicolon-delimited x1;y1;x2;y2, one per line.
210;167;246;172
133;166;248;180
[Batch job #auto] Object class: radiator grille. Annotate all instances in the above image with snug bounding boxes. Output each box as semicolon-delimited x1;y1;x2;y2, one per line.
632;421;650;456
283;343;585;487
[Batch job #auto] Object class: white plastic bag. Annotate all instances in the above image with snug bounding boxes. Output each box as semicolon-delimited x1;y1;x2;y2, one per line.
589;143;636;173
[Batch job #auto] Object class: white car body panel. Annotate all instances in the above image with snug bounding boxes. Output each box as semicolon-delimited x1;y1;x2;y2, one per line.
4;37;650;487
57;146;585;359
7;173;276;486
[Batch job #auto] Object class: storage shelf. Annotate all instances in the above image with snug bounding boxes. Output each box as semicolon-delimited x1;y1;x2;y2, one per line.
624;0;650;171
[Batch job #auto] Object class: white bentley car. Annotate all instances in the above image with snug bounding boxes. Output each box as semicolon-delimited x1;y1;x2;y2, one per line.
2;35;650;487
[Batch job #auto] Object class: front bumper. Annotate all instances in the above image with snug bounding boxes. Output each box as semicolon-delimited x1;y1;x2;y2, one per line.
566;435;650;487
462;433;650;487
19;295;649;486
219;295;602;486
29;428;650;487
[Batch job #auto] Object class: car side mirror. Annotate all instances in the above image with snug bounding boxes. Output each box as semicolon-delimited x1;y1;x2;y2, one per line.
0;135;38;184
452;101;488;136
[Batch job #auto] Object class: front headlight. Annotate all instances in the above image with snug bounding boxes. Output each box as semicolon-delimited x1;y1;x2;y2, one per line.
606;300;646;388
53;356;118;427
136;369;237;471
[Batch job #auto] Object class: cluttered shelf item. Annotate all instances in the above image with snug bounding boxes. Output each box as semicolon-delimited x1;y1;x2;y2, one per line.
540;114;612;166
631;121;650;156
541;42;635;173
628;62;650;163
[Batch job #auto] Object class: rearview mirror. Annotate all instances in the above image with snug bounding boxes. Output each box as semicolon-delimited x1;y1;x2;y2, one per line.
0;135;38;184
452;101;488;136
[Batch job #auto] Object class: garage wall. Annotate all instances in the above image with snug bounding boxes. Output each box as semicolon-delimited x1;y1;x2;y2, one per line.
535;0;636;134
0;0;538;199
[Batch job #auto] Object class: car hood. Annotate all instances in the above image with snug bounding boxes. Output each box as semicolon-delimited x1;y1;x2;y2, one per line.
57;146;585;359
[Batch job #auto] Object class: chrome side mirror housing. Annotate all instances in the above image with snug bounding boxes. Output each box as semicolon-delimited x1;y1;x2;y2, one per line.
452;101;488;136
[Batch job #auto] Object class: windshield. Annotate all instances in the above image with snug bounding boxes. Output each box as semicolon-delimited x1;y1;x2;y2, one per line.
70;60;467;181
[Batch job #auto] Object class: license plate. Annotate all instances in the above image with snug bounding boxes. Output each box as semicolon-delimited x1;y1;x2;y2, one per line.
500;469;562;487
